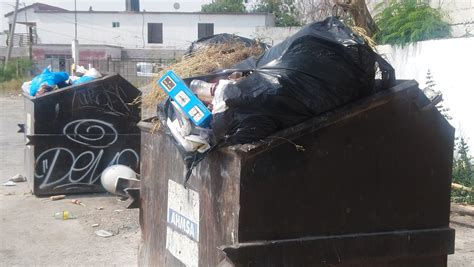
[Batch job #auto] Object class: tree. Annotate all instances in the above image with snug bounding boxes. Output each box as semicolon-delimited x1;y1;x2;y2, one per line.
332;0;378;37
452;137;474;204
374;0;450;45
252;0;301;26
422;69;452;120
201;0;245;13
453;137;473;185
295;0;334;24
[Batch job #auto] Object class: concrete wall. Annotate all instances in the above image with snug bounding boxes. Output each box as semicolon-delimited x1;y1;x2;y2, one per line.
0;34;5;47
122;48;184;60
430;0;474;24
254;26;301;45
0;46;29;58
8;11;274;49
378;37;474;142
31;44;122;60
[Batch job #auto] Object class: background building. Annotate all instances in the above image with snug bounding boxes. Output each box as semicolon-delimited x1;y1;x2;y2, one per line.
3;2;274;49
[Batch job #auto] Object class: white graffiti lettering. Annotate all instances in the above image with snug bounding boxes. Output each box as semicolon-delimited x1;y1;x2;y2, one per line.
35;118;139;190
35;147;139;190
63;119;118;148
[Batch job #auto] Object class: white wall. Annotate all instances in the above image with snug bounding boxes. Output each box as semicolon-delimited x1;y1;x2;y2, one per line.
0;33;6;46
5;8;38;35
11;11;273;49
254;26;301;45
378;37;474;142
0;0;213;33
430;0;474;23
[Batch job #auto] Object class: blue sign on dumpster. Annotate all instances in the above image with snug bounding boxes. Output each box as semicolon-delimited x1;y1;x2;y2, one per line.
158;70;211;127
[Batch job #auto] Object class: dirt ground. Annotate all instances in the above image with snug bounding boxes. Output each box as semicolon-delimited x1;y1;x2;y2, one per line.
1;93;473;266
0;93;140;266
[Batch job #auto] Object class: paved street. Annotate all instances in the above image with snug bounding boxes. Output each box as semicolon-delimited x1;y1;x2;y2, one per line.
0;94;140;266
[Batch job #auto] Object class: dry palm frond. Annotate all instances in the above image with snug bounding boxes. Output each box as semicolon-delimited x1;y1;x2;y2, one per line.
350;25;377;50
141;42;265;110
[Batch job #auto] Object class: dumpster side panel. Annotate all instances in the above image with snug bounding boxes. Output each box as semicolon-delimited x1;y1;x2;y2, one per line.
139;81;455;266
237;87;454;241
138;128;171;266
222;227;454;266
138;121;242;267
25;75;141;195
31;76;141;134
139;126;199;267
193;151;242;266
24;96;35;192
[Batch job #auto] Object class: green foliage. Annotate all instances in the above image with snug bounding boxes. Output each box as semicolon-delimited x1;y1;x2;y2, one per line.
0;58;32;83
0;78;24;92
453;138;473;186
252;0;301;27
421;70;473;204
201;0;245;13
374;0;450;45
424;69;452;120
452;137;474;205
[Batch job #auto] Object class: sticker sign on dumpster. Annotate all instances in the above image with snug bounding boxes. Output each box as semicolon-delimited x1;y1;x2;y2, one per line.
157;70;211;127
166;179;199;267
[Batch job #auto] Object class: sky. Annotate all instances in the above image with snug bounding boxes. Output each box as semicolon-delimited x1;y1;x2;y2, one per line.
0;0;211;32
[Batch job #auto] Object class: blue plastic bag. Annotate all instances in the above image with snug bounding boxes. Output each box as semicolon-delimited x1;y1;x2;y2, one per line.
29;68;69;96
72;75;95;85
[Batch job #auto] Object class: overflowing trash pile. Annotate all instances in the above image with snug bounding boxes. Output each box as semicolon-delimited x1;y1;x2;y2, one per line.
185;33;269;55
154;17;395;183
142;34;266;109
22;65;103;97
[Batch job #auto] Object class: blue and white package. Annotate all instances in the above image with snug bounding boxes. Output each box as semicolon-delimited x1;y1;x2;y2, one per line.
157;70;212;127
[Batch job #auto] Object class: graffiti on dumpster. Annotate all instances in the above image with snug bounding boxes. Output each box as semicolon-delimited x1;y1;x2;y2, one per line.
74;85;133;117
34;119;139;190
63;119;118;148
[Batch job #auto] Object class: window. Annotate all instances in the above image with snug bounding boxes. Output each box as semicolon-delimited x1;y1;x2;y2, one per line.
45;54;72;72
148;23;163;44
112;22;120;28
198;23;214;39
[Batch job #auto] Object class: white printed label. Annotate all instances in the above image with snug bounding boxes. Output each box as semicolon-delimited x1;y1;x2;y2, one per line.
175;91;191;107
188;106;204;123
166;180;200;267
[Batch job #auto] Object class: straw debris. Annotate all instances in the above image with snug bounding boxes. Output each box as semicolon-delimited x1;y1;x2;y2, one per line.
141;42;265;110
350;25;377;49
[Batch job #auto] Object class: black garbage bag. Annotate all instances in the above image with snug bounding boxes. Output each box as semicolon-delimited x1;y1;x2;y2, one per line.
211;17;395;144
158;17;395;185
186;33;270;54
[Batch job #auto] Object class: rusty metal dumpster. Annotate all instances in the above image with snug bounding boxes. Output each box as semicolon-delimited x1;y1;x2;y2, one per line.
23;74;141;196
138;80;455;266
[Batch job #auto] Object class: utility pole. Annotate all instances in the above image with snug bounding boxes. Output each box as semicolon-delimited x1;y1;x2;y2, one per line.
23;3;33;63
28;26;33;62
4;0;20;70
71;0;80;72
74;0;78;40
